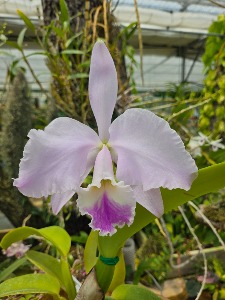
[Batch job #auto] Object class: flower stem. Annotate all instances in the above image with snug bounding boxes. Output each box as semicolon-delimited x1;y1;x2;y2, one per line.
95;258;115;292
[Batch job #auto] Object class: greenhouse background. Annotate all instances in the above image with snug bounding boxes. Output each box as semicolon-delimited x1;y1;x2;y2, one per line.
0;1;225;299
1;0;225;91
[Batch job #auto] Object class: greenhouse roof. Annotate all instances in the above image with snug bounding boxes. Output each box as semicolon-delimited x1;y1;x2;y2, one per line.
113;0;225;15
0;0;224;90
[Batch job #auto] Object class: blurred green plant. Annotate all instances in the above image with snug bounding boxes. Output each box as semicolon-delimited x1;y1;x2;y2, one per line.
0;226;76;300
5;0;137;126
200;14;225;140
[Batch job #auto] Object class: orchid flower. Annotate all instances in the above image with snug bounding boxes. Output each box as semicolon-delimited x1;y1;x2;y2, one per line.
14;41;198;236
2;242;30;258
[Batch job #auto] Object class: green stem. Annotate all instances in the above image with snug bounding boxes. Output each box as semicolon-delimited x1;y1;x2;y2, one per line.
95;258;115;292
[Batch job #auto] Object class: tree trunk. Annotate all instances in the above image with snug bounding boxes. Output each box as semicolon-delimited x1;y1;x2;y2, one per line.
41;0;102;29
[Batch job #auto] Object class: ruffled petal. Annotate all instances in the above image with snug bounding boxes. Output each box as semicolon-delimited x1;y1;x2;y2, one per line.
109;108;198;191
51;190;75;215
89;41;118;141
133;186;164;217
77;181;135;236
14;117;101;198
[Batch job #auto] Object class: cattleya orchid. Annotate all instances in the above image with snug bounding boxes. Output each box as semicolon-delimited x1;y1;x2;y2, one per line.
2;242;30;258
14;41;198;236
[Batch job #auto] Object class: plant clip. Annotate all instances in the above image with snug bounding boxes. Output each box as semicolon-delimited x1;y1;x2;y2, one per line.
99;255;119;266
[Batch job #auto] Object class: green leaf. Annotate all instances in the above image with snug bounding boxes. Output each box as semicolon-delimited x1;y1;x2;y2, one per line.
1;226;71;257
0;50;15;57
98;162;225;256
108;250;126;293
71;231;88;244
25;52;47;58
26;251;76;300
6;41;22;51
17;10;36;33
59;0;69;23
0;257;27;282
111;284;161;300
65;33;82;48
17;28;27;48
0;274;61;298
60;258;76;300
61;49;85;55
68;73;89;79
84;230;98;273
25;250;64;286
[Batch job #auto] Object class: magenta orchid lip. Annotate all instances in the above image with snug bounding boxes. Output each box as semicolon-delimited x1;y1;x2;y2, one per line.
14;41;198;236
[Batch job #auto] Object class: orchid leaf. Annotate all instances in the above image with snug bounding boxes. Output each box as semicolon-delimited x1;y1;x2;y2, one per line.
84;230;98;273
59;0;69;23
26;251;76;299
65;33;82;48
25;250;64;286
111;284;161;300
17;28;27;48
108;250;126;293
68;73;89;79
17;10;36;33
6;41;22;51
98;162;225;256
1;226;71;257
60;258;77;300
61;49;84;55
0;274;61;298
0;257;27;282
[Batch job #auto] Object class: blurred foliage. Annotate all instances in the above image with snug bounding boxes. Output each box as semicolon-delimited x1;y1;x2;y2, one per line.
200;14;225;140
134;233;170;284
6;1;137;127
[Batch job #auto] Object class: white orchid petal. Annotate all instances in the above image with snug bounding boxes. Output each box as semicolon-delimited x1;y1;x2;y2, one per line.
109;108;198;191
89;41;118;141
133;186;164;217
92;145;115;187
14;117;101;198
51;190;75;215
